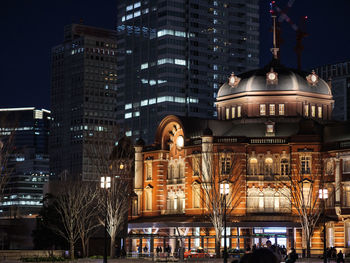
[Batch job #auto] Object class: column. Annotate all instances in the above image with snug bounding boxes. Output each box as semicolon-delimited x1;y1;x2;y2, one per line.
335;159;341;205
134;145;143;214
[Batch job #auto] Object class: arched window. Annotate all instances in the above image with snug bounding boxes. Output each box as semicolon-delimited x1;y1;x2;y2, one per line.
280;159;289;176
265;158;273;175
258;192;264;211
178;162;185;178
168;164;175;179
250;158;258;175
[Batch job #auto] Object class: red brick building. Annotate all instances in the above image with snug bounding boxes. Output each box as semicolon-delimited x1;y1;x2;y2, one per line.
127;59;350;256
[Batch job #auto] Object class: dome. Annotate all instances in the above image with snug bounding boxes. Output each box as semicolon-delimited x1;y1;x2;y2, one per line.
217;60;332;98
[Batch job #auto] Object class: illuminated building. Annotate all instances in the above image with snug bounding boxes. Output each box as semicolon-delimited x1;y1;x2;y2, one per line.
50;24;119;180
116;0;260;143
0;108;50;218
127;58;350;255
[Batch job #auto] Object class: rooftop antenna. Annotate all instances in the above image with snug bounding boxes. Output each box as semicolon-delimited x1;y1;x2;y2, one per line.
270;1;280;60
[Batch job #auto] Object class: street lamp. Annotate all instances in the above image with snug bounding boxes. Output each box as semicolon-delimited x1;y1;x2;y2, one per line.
319;188;328;263
220;182;229;263
101;176;111;263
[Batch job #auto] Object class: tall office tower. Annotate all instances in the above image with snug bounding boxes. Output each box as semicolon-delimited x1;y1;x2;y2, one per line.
116;0;260;143
0;108;50;217
50;24;118;181
315;61;350;121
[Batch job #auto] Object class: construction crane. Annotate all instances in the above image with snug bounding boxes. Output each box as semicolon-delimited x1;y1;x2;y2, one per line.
271;0;308;70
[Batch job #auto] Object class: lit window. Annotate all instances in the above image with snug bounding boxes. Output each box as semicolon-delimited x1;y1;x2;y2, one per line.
318;106;322;118
134;1;141;8
125;103;132;110
125;130;132;136
237;106;241;117
280;159;289;176
231;107;236;119
269;104;275;115
301;156;311;174
311;106;316;117
260;104;266;116
265;158;273;175
249;158;258;175
279;104;285;115
134;11;141;17
226;108;230;120
124;113;132;119
304;104;309;117
146;162;152;180
220;154;231;175
126;4;133;11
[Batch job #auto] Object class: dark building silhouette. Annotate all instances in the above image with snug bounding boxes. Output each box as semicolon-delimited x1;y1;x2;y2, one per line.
50;24;119;180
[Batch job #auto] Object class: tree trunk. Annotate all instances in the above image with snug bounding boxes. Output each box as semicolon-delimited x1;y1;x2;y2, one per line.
306;237;311;258
81;233;86;258
110;234;116;258
70;240;75;260
215;239;221;258
86;238;90;257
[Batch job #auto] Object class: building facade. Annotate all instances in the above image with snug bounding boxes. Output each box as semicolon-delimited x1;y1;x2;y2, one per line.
116;0;260;143
315;61;350;121
127;60;350;255
0;108;50;218
50;24;119;181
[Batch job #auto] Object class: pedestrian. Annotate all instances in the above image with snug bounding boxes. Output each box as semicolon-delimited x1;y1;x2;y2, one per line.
143;245;148;253
337;250;345;263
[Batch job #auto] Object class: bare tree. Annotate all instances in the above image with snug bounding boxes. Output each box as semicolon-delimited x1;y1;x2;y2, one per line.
90;136;134;258
50;179;98;259
76;183;99;257
277;152;323;258
188;149;245;257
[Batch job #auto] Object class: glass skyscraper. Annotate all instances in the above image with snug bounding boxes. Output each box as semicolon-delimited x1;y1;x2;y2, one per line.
116;0;259;142
0;108;50;218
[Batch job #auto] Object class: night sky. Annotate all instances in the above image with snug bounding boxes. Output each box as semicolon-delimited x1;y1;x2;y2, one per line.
1;0;350;110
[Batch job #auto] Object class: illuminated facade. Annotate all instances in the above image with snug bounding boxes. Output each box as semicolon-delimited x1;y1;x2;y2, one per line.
116;0;259;143
0;108;50;218
127;60;350;255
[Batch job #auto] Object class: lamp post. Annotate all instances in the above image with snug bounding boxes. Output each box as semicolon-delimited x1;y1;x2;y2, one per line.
101;176;111;263
220;182;229;263
319;188;328;263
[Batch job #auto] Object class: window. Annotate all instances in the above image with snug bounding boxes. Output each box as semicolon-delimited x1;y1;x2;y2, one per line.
221;227;230;247
327;227;334;247
311;105;316;117
304;104;309;117
231;107;236;119
237;106;241;117
280;159;289;176
318;106;322;118
269;104;275;115
265;158;273;176
192;184;200;208
260;104;266;116
344;186;350;207
279;104;285;115
146;162;152;180
249;158;258;175
344;159;350;173
178;163;185;178
194;227;200;247
145;187;152;211
220;154;231;175
226;108;230;119
301;156;311;174
168;164;175;179
346;222;350;248
192;156;200;176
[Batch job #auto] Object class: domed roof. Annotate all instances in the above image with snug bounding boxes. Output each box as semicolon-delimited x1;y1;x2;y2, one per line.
218;60;332;98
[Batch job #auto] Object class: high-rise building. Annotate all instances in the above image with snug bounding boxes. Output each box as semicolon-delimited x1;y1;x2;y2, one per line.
50;24;118;180
314;61;350;121
0;108;50;218
116;0;259;142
